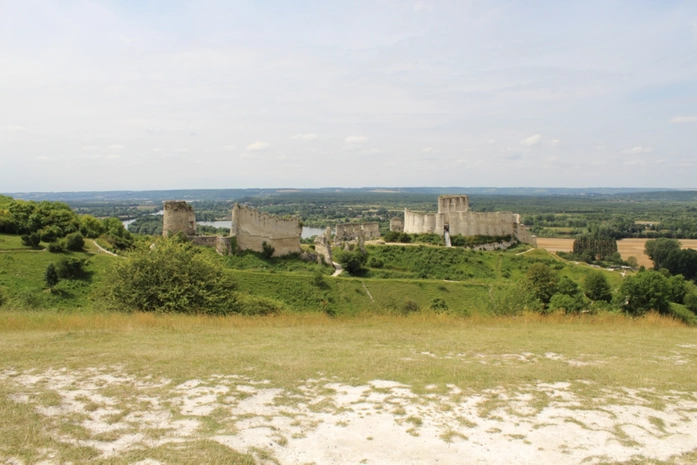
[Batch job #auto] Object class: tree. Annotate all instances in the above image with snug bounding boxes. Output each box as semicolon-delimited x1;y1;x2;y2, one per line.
21;233;41;248
583;271;612;302
523;263;559;305
44;263;59;291
618;270;671;316
662;248;697;282
79;215;104;238
645;238;681;270
684;292;697;314
102;238;238;314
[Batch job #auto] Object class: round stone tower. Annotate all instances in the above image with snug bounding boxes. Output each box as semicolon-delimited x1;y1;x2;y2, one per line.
163;201;196;237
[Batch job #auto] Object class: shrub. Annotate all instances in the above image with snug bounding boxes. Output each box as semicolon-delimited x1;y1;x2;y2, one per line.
383;231;400;242
47;241;64;253
55;257;87;279
102;238;238;314
367;257;384;268
523;263;558;305
548;293;587;314
429;298;449;312
21;233;41;247
261;241;275;258
64;232;85;251
403;299;420;313
236;294;286;316
335;249;367;275
684;293;697;314
39;225;63;243
44;263;59;290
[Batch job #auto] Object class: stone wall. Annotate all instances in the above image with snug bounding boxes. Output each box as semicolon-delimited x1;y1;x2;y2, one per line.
335;223;380;241
403;195;536;246
163;201;196;237
313;227;333;265
389;217;404;232
230;203;301;257
189;235;232;255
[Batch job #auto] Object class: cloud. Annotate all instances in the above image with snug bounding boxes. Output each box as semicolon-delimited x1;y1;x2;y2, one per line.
623;159;646;166
107;144;125;150
413;1;433;12
246;141;270;151
80;146;98;151
488;139;496;144
520;134;541;147
422;147;438;153
548;139;560;147
670;116;697;124
224;145;236;150
291;133;318;141
36;156;50;160
345;136;367;144
622;146;652;154
1;125;25;132
239;153;254;159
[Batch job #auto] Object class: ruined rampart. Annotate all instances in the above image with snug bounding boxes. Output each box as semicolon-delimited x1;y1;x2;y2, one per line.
230;203;301;257
403;195;536;246
189;235;232;255
163;201;196;237
313;227;333;265
335;223;380;242
389;217;404;232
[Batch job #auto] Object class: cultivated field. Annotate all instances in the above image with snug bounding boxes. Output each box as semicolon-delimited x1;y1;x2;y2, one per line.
1;312;696;465
537;238;697;268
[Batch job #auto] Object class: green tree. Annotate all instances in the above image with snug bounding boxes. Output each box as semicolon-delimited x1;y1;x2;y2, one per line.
261;241;275;258
79;214;104;238
684;292;697;314
583;271;612;302
523;263;559;305
618;270;671;316
102;238;238;314
44;263;59;291
645;238;681;270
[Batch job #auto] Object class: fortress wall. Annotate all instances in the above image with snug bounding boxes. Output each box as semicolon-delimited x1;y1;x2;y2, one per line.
314;227;333;265
189;235;232;255
163;201;196;237
389;217;404;232
438;195;469;214
230;203;301;257
335;223;381;241
404;209;439;234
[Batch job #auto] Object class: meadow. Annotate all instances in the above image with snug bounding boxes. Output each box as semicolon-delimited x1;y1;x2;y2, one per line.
1;311;696;464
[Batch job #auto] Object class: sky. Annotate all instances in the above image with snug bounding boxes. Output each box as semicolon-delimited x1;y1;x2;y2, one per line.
1;0;696;192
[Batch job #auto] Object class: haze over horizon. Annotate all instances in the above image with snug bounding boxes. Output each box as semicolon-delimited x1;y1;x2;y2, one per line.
1;1;696;192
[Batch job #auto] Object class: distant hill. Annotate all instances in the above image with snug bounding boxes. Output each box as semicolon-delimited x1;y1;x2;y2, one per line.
2;187;681;202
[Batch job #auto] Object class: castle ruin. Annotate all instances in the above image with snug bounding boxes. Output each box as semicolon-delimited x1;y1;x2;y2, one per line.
334;223;380;242
230;203;302;257
163;201;196;237
403;195;536;246
389;217;404;233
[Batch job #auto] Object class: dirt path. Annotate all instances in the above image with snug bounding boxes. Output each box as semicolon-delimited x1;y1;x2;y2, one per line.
92;240;118;257
331;261;343;277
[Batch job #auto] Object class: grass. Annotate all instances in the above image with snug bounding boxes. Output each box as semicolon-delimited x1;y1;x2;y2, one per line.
1;311;696;464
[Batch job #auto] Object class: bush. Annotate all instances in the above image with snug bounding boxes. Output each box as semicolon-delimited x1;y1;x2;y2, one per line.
64;232;85;251
102;238;238;314
548;293;587;314
44;263;59;290
236;294;286;315
383;231;400;242
0;287;5;307
429;298;449;312
523;263;558;305
367;257;384;268
21;233;41;247
39;225;63;243
47;241;64;253
55;257;87;279
403;299;420;313
684;293;697;314
261;241;275;258
335;249;367;275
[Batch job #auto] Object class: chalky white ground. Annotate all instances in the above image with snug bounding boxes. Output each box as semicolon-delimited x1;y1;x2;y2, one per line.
2;350;697;464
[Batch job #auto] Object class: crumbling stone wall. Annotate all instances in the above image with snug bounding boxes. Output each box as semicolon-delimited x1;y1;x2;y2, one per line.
335;223;380;242
314;227;333;265
163;201;196;237
389;217;404;232
403;195;536;246
230;203;301;257
189;235;232;255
